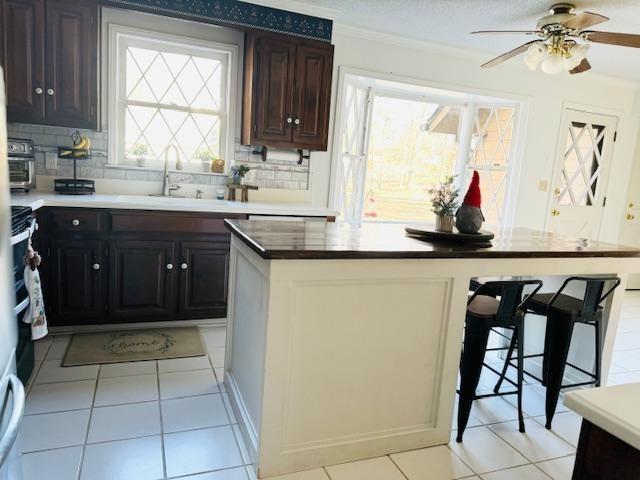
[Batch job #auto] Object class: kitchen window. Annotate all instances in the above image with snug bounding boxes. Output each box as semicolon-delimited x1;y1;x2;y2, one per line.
332;73;524;227
108;25;236;171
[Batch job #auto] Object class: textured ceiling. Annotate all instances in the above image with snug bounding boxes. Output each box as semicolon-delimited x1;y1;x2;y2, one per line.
310;0;640;81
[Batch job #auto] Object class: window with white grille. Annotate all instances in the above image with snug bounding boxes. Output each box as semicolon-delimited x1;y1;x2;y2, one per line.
108;26;236;171
468;106;516;226
332;73;523;227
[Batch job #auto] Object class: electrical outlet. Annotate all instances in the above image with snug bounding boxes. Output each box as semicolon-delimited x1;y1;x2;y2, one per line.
538;180;549;192
45;151;57;170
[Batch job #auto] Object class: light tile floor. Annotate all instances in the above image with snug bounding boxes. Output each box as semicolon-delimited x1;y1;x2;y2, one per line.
16;291;640;480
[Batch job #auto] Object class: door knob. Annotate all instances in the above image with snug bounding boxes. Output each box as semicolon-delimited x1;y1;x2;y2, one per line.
46;88;54;96
71;219;80;226
35;87;43;95
294;118;300;125
286;117;292;124
92;263;100;270
166;263;173;270
180;263;188;270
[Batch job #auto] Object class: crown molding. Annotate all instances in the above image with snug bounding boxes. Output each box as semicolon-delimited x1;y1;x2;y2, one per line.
332;23;640;89
246;0;341;21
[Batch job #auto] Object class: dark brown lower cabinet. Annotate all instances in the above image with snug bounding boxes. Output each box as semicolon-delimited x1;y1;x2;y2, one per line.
38;208;252;325
178;242;229;318
50;239;105;322
109;240;177;319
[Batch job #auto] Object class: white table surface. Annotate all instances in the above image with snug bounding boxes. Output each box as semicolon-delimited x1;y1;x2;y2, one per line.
565;383;640;450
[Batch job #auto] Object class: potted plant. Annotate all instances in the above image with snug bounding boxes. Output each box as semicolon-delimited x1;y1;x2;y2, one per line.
196;148;216;173
130;143;149;167
429;176;460;233
229;164;250;185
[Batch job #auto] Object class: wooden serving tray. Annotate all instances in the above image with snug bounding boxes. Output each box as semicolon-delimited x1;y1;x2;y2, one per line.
405;225;494;246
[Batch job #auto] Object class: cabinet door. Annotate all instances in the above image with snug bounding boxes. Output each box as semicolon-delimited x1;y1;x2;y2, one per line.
1;0;46;123
178;242;229;318
109;241;176;318
252;34;297;146
292;43;334;150
50;239;105;323
44;0;98;128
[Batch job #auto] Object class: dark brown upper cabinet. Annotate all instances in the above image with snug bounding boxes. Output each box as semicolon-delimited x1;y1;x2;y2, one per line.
242;31;334;151
0;0;98;129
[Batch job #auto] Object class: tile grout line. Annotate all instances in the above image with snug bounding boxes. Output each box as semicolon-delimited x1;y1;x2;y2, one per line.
76;364;101;480
155;360;169;480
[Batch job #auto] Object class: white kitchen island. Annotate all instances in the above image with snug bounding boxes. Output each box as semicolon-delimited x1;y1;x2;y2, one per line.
222;220;640;478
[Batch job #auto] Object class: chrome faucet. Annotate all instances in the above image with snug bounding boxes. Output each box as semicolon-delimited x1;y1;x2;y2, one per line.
157;145;183;197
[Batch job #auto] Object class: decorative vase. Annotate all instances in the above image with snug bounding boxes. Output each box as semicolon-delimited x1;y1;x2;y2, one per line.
231;172;242;185
201;160;211;173
435;214;454;233
136;156;146;167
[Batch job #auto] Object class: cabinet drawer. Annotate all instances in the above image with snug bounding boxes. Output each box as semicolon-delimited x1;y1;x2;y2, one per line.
50;208;106;235
110;211;246;235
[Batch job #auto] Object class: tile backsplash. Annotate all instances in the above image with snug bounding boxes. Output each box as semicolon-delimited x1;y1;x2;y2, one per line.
7;123;310;191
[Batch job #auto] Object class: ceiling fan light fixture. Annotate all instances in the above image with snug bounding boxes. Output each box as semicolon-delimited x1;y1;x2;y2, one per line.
523;42;545;70
541;53;565;74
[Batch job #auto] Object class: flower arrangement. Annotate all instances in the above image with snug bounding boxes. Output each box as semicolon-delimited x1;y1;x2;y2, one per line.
229;164;251;184
429;176;460;216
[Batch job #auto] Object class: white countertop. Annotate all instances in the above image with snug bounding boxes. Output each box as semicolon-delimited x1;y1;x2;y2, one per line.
10;192;338;217
564;383;640;450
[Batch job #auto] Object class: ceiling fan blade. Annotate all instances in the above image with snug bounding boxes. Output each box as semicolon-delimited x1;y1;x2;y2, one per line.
562;12;609;30
586;31;640;48
471;30;541;35
569;58;591;74
481;41;539;68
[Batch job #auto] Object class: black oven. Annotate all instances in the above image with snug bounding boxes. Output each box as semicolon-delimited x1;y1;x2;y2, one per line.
10;206;37;383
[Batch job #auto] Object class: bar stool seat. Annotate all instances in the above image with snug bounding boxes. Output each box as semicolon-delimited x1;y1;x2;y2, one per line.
529;293;600;318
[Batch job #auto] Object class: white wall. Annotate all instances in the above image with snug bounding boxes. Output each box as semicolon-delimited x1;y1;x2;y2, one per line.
312;25;640;239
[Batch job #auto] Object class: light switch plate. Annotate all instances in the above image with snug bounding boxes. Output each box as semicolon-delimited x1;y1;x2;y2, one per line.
45;151;57;170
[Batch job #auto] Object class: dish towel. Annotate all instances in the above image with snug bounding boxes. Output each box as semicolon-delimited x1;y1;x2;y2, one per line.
22;245;48;340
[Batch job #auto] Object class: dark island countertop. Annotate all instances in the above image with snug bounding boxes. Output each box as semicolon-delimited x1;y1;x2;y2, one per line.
224;220;640;260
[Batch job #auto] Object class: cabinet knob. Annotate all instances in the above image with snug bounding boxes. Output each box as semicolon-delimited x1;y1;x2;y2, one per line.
294;118;300;125
35;87;43;95
92;263;100;270
286;117;293;124
47;88;55;96
71;219;80;226
180;263;188;270
166;263;174;270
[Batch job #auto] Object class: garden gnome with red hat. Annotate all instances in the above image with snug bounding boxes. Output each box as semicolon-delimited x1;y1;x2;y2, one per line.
455;171;484;234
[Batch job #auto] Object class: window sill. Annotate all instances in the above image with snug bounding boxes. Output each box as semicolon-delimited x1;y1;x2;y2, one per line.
104;163;229;177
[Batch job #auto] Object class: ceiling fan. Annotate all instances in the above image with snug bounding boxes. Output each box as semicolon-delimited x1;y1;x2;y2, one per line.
472;3;640;74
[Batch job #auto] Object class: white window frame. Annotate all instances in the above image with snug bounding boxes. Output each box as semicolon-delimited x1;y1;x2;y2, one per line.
107;24;237;171
330;68;528;228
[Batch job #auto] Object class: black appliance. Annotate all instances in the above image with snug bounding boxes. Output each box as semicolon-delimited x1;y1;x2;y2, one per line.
10;206;37;384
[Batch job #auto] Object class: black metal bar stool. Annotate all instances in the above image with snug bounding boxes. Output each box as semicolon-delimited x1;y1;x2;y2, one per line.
457;279;543;442
493;276;621;430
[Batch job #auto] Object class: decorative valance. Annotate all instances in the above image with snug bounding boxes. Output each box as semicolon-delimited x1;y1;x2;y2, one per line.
103;0;333;43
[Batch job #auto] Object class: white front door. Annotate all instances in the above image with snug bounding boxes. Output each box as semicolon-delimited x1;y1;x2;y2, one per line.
547;109;617;239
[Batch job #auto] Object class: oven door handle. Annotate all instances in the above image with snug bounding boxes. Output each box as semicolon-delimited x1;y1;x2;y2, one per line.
10;219;38;246
0;374;25;468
